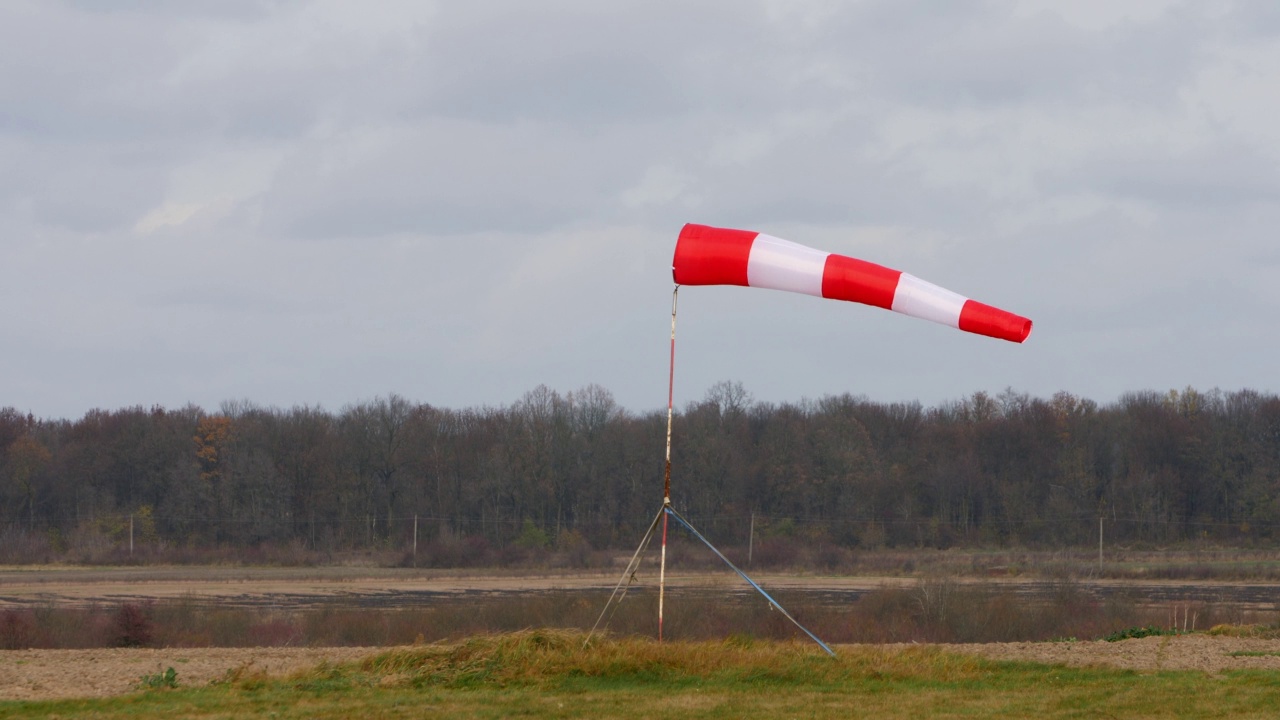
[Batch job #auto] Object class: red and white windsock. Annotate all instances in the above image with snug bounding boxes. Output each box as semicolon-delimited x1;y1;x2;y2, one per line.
672;223;1032;343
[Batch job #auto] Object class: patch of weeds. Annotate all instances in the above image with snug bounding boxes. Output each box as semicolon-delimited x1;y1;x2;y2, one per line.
1103;626;1178;642
294;664;360;694
1208;624;1280;639
1226;651;1280;658
140;667;178;690
219;664;270;691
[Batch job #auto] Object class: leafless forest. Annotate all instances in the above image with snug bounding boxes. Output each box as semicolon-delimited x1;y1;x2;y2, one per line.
3;383;1279;563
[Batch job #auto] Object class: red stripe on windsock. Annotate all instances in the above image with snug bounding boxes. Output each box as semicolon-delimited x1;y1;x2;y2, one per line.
672;223;756;286
958;299;1033;343
821;254;902;310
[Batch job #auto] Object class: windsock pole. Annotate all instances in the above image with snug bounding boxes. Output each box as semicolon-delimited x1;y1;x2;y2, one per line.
659;286;679;642
587;276;835;655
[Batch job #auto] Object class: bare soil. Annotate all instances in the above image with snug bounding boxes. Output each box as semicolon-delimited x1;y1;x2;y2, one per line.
951;633;1280;672
0;561;911;604
0;646;378;701
3;635;1280;701
3;565;1277;609
4;566;1280;701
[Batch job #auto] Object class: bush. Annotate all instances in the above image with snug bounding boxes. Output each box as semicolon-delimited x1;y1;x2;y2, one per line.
115;603;154;647
140;667;178;689
751;537;801;568
514;520;550;550
0;609;37;649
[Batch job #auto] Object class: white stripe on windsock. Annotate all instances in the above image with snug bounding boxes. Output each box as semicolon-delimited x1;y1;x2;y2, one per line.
890;273;968;328
746;234;830;297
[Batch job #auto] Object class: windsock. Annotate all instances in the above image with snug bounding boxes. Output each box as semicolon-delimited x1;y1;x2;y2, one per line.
672;223;1032;343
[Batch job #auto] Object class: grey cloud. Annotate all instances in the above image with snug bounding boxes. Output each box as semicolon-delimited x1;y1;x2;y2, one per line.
793;1;1204;108
694;137;989;230
1226;3;1280;38
60;0;279;21
1053;144;1280;207
258;121;644;238
3;140;168;232
0;6;187;141
403;1;863;124
4;0;1280;419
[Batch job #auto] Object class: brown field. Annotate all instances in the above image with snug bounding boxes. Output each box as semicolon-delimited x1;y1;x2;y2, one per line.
3;564;1277;609
0;565;637;608
3;564;1280;701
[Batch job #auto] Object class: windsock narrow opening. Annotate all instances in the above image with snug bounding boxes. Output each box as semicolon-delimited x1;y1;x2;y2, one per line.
958;300;1033;343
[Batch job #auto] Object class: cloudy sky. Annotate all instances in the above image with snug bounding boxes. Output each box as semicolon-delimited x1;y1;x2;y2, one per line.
3;0;1279;419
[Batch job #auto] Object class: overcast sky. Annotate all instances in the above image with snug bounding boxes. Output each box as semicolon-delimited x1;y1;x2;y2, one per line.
3;0;1279;419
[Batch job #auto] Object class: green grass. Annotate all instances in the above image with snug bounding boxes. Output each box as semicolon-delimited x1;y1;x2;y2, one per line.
5;631;1280;719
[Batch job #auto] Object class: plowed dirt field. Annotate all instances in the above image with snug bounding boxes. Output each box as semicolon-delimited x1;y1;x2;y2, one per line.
4;566;1279;700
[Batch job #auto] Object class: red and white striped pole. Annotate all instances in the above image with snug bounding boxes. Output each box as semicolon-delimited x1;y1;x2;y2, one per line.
658;286;678;642
672;224;1031;343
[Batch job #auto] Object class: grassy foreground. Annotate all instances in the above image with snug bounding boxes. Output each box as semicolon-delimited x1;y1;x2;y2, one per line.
4;631;1280;719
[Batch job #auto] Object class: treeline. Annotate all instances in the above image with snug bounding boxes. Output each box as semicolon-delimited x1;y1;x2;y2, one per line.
2;383;1280;556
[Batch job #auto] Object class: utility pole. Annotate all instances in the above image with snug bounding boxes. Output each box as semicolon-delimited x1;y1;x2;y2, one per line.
1098;515;1103;573
748;512;755;566
413;514;419;567
129;514;134;557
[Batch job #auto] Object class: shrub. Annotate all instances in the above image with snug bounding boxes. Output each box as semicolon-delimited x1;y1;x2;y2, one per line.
115;603;154;647
514;519;550;550
140;667;178;689
0;609;37;649
751;537;801;568
1104;625;1174;642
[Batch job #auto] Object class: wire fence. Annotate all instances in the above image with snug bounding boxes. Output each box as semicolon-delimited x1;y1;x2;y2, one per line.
4;509;1276;548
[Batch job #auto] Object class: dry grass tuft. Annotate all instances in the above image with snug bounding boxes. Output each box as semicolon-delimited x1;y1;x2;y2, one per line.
1206;624;1280;639
345;629;988;690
